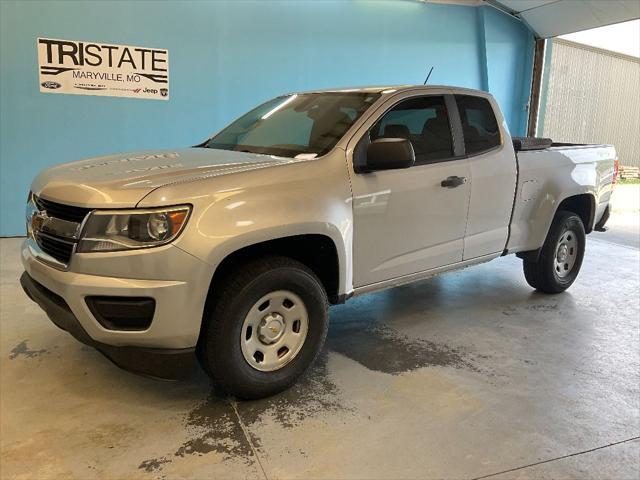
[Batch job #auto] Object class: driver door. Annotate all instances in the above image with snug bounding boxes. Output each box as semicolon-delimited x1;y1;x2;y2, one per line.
348;92;472;287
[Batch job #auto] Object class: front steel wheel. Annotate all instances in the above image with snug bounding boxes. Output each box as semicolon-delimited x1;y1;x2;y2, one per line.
198;256;328;399
240;290;309;372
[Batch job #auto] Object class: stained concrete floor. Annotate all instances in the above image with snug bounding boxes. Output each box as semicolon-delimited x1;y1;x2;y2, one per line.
1;218;639;479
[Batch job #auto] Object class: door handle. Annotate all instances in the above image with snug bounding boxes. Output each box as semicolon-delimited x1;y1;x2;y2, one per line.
441;176;467;188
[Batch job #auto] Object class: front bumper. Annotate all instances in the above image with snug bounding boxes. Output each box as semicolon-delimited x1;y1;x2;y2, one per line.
21;272;195;379
20;240;214;379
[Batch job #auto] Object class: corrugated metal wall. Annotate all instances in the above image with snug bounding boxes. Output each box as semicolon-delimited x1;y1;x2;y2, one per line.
539;39;640;167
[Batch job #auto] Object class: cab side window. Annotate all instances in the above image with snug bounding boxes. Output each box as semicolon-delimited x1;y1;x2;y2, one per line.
455;95;501;155
370;96;454;164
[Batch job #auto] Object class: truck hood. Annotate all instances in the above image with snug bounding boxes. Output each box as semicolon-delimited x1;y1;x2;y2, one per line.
31;148;296;207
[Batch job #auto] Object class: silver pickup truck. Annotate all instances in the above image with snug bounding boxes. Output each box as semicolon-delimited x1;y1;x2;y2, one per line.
21;85;617;398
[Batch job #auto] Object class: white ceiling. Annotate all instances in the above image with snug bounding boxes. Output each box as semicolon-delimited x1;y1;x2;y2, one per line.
494;0;558;11
492;0;640;38
425;1;640;38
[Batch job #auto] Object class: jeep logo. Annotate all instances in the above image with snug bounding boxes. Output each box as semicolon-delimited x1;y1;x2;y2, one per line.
143;87;158;94
41;81;62;89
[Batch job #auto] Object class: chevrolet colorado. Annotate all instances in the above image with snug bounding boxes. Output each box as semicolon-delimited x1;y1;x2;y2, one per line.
21;86;617;399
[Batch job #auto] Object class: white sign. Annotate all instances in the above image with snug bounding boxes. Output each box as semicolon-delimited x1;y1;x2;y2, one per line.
37;37;169;100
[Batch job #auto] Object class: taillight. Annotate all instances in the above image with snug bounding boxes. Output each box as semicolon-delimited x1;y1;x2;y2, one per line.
613;158;619;184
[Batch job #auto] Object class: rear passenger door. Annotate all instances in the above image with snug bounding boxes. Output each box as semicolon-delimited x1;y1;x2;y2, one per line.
349;93;472;287
454;94;517;259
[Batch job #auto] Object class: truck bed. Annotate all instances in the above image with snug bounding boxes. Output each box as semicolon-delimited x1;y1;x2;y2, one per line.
507;140;617;254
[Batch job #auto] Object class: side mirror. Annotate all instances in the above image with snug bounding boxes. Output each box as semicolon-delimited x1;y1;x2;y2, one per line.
364;138;415;172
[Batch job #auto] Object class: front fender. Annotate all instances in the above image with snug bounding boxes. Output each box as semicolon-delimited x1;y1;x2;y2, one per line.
138;150;354;295
183;222;348;295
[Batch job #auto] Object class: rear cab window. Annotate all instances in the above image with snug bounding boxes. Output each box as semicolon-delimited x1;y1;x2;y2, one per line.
455;95;501;155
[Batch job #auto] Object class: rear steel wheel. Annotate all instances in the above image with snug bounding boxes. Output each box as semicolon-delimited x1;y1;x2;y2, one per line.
523;210;586;293
553;229;578;278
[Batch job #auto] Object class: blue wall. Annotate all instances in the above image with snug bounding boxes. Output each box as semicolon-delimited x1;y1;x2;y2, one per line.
0;0;534;235
481;6;535;137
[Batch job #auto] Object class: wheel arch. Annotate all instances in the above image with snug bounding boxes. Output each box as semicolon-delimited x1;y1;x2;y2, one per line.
556;193;596;234
204;232;344;308
516;192;595;262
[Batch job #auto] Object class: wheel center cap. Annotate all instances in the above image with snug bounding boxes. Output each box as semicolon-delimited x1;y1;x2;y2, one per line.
258;313;285;344
557;244;568;262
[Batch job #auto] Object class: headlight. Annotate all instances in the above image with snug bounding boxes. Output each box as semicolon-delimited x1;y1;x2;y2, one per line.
77;205;191;253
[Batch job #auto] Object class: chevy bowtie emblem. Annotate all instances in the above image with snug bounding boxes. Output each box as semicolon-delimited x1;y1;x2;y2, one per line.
269;326;278;333
31;210;49;233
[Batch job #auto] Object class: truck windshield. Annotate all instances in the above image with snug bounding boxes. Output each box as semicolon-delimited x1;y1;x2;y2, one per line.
203;92;381;158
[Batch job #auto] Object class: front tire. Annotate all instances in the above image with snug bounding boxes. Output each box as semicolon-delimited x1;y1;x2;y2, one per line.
198;256;328;399
523;210;586;293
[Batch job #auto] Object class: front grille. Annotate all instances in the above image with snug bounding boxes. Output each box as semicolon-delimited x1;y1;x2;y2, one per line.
35;232;74;263
34;196;92;223
31;195;90;265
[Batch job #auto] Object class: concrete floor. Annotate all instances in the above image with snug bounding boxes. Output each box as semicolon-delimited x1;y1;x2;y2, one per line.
1;209;639;479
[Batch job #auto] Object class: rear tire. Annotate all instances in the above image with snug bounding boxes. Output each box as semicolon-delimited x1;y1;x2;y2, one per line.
523;210;586;293
198;256;328;399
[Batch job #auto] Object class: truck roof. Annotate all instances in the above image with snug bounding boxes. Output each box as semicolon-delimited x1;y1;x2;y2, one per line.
296;85;490;95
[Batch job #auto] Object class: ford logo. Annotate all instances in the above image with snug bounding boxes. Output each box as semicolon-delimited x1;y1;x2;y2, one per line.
41;81;62;89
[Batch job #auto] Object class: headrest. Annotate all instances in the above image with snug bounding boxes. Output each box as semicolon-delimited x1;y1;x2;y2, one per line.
422;110;449;135
383;124;410;138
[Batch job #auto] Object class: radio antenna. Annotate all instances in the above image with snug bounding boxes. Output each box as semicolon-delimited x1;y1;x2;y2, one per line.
423;66;434;85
